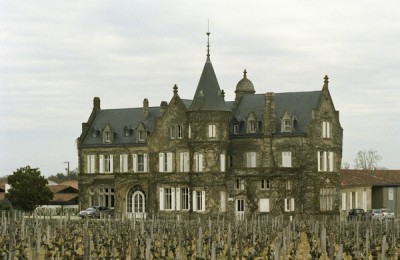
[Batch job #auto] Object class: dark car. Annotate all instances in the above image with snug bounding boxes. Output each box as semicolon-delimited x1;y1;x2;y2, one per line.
78;206;114;218
347;208;366;220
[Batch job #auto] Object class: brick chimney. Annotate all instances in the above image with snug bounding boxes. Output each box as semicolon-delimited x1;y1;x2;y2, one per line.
143;98;149;118
93;97;101;112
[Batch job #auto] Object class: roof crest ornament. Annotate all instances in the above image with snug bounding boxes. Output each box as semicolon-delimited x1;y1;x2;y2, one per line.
243;69;247;78
324;75;329;88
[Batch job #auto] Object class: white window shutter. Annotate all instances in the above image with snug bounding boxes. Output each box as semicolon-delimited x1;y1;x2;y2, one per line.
109;155;113;173
317;151;321;172
323;122;326;138
199;154;203;172
159;153;164;172
167;153;173;172
91;155;95;173
87;155;91;173
284;199;288;212
184;152;189;172
201;191;206;211
123;154;128;172
193;191;197;211
143;154;148;172
355;192;358;208
259;198;270;212
323;151;327;172
159;188;164;211
220;154;226;172
246;153;250;167
179;152;184;172
120;155;123;172
251;152;256;167
220;191;226;212
241;180;245;190
290;198;295;211
327;122;331;138
329;152;334;172
171;188;175;210
349;192;353;209
341;193;346;210
176;188;181;211
208;125;212;137
132;154;137;172
188;124;191;139
99;155;104;173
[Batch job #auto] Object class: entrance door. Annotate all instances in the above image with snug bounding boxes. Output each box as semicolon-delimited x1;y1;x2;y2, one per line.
236;198;245;221
127;186;146;219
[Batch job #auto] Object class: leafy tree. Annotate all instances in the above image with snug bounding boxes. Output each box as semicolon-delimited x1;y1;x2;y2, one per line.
5;166;53;212
354;149;382;170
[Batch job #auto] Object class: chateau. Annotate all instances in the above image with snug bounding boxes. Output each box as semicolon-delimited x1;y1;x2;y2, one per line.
77;34;343;220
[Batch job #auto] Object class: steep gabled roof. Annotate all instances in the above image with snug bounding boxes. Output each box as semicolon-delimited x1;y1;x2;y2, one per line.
274;91;321;134
81;107;160;147
188;57;229;111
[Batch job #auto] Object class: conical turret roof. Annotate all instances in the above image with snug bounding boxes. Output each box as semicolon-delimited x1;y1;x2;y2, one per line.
188;32;229;112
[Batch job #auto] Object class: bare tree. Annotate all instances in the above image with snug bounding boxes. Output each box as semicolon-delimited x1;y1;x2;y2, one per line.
354;149;382;170
341;162;351;169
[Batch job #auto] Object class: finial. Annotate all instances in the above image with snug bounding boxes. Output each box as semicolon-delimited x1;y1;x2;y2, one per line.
173;84;178;95
243;69;247;78
206;20;210;60
221;89;225;98
324;75;329;85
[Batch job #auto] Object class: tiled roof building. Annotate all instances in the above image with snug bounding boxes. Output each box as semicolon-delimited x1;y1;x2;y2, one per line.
77;33;343;219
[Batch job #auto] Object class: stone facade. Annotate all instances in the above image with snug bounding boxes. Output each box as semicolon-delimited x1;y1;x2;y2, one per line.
77;37;343;220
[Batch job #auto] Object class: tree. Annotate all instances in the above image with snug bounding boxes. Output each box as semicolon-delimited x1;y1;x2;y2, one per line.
354;149;382;170
5;166;53;212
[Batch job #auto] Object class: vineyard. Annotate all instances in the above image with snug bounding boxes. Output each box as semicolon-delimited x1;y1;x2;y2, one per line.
1;212;400;259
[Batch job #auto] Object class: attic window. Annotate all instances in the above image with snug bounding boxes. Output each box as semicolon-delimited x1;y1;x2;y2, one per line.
248;120;256;133
124;128;131;137
283;119;292;132
92;129;99;137
233;124;239;134
138;130;145;142
105;131;111;143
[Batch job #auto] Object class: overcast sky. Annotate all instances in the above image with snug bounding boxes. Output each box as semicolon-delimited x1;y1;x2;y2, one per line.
1;1;399;177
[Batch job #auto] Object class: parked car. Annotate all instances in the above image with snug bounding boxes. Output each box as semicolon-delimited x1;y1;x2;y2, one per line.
78;206;114;218
380;208;395;219
347;208;366;221
366;209;383;220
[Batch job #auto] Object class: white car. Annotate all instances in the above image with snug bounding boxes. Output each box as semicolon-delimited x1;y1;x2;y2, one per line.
381;208;395;219
366;209;383;220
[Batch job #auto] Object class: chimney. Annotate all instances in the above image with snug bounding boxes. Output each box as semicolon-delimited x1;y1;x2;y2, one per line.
265;92;276;134
160;101;168;116
93;97;101;112
143;98;149;118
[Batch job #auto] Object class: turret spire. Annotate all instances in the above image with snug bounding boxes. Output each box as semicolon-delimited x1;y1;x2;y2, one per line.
206;21;210;61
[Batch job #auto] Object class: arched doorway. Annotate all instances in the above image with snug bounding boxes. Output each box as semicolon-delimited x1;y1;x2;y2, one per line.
126;185;146;219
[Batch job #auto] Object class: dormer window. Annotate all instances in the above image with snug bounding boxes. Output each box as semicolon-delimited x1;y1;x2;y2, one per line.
233;124;239;134
246;113;257;134
124;126;132;137
281;111;295;133
92;128;100;137
105;131;111;143
138;130;145;142
248;120;256;133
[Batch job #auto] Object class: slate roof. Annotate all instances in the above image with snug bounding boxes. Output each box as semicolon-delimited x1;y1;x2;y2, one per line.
341;169;400;187
188;58;230;112
274;91;321;135
232;91;321;135
81;107;160;147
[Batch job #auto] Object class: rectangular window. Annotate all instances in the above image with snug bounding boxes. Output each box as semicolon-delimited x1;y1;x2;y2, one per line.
228;155;233;168
208;124;216;138
164;188;175;210
133;153;148;172
179;152;190;172
282;152;292;167
261;179;270;190
319;188;334;211
105;131;111;143
86;155;95;173
120;154;128;173
188;124;191;139
286;180;292;191
138;130;145;142
170;125;176;139
100;155;113;173
248;121;256;133
180;188;190;210
220;191;226;212
246;152;256;168
98;187;114;208
236;198;245;220
194;153;203;172
284;198;295;212
233;124;239;134
235;179;245;190
322;121;331;138
284;120;292;132
318;151;334;172
177;125;183;139
193;190;205;212
159;152;173;172
259;198;270;212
